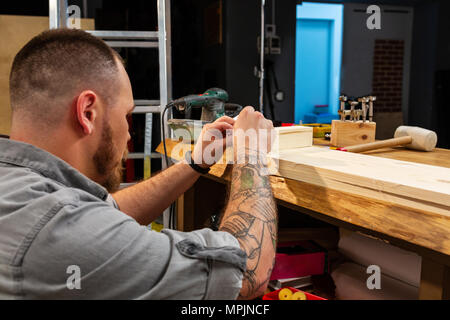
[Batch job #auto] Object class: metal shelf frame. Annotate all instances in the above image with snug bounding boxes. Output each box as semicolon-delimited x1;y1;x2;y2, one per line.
105;41;159;48
86;30;159;40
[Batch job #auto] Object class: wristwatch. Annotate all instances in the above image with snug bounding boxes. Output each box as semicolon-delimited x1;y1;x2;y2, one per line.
185;151;210;174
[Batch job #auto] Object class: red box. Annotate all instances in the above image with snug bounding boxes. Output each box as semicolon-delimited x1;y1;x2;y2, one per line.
270;241;328;281
262;287;326;300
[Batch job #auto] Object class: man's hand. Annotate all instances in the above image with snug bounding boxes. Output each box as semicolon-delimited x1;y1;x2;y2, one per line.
192;116;235;169
233;106;274;164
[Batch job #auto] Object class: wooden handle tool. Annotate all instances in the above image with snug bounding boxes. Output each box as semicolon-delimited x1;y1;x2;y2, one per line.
338;136;412;153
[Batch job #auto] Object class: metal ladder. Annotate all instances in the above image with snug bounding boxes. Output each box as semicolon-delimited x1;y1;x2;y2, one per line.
49;0;173;227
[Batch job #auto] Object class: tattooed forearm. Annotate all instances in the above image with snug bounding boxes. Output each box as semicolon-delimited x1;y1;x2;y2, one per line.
219;150;278;299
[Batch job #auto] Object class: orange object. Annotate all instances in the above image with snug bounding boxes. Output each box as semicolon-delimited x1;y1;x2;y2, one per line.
278;288;293;300
263;287;326;300
291;291;307;300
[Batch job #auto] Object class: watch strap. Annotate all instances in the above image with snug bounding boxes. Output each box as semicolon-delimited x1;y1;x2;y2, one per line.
185;151;210;174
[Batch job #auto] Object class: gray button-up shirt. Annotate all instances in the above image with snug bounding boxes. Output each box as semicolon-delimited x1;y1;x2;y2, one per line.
0;138;246;299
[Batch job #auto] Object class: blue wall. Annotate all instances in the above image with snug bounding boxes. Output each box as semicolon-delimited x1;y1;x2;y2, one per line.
295;2;343;123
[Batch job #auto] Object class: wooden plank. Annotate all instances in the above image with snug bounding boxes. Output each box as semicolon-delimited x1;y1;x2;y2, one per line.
363;147;450;168
269;146;450;216
0;15;95;135
315;137;450;168
419;258;450;300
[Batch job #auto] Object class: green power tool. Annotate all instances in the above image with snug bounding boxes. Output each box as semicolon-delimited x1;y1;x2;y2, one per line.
167;88;242;122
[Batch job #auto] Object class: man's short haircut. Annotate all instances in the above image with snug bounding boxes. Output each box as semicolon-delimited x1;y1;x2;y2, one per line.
10;28;121;125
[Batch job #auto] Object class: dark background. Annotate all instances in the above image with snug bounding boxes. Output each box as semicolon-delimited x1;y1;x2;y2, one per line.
1;0;449;150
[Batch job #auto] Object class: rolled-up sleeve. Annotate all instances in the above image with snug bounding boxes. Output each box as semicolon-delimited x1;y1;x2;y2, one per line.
21;197;246;300
151;228;247;300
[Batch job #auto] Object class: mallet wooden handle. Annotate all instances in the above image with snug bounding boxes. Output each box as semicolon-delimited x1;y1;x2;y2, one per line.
340;136;413;153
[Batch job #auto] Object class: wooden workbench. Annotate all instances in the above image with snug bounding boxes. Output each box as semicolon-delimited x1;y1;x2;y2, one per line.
156;138;450;299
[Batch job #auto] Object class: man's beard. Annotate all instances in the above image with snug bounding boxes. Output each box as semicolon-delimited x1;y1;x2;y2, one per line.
93;121;128;193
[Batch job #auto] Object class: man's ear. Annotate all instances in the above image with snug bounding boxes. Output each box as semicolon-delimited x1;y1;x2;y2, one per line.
76;90;98;135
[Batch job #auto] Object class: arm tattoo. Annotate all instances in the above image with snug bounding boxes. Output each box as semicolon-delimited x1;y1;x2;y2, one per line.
220;150;278;299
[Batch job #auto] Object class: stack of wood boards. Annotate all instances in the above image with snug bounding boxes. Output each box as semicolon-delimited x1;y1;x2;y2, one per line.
268;146;450;216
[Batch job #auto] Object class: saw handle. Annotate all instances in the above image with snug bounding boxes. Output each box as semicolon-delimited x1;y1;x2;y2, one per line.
340;136;413;153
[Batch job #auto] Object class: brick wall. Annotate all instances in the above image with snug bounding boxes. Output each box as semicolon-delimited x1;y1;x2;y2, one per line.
372;39;404;113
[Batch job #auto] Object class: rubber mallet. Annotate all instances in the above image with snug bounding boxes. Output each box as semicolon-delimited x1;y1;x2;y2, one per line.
338;126;438;153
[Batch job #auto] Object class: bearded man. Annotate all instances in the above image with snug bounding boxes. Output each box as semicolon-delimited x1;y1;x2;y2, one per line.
0;29;277;300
